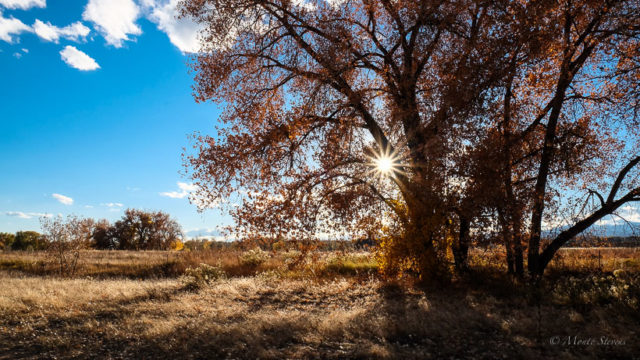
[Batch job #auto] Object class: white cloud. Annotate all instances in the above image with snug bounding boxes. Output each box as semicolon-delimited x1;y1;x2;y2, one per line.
144;0;202;53
184;227;224;240
5;211;52;219
33;19;90;43
292;0;316;11
52;193;73;205
0;0;45;10
0;11;31;43
142;0;269;53
324;0;346;9
59;45;100;71
83;0;141;48
6;211;30;219
101;202;123;208
160;181;197;199
597;205;640;226
12;51;21;58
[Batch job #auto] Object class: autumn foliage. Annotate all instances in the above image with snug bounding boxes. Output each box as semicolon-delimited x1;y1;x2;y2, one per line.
181;0;640;280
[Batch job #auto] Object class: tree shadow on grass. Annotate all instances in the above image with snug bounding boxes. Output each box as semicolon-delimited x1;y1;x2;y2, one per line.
1;278;639;359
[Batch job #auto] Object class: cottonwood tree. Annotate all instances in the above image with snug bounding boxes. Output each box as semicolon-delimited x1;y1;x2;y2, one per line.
182;0;526;278
454;0;640;278
110;209;183;250
487;0;640;277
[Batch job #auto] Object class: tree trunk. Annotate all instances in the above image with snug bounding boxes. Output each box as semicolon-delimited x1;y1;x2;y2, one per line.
453;215;470;273
498;208;515;274
513;222;524;276
528;82;568;277
405;196;450;281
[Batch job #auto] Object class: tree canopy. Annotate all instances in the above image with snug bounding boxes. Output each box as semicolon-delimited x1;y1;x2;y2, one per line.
181;0;640;279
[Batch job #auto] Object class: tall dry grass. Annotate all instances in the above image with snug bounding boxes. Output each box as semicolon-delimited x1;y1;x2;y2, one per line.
1;271;638;359
0;247;638;358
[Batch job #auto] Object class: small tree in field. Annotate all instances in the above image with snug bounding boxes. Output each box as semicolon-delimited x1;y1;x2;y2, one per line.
41;216;92;276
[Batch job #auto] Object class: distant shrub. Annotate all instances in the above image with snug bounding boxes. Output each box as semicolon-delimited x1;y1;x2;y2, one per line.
271;240;286;252
256;269;282;282
324;254;378;275
170;240;185;251
239;247;269;268
552;271;640;310
282;249;304;269
182;263;226;290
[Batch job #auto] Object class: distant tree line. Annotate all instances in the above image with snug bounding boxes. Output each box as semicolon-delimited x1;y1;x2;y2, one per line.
0;231;46;251
0;209;183;251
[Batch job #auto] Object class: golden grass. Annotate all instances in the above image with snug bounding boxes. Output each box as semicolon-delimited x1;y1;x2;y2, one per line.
466;246;640;274
0;247;639;359
0;249;381;280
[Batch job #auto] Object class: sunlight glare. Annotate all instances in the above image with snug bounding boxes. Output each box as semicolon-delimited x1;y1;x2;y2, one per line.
376;156;394;174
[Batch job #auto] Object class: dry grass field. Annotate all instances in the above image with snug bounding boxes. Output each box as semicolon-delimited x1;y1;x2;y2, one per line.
0;247;639;359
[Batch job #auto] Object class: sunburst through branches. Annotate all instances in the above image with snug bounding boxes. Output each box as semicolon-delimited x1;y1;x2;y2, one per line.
369;145;406;179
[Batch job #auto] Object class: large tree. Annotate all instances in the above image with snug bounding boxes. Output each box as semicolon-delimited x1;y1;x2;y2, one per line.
182;0;524;278
181;0;640;279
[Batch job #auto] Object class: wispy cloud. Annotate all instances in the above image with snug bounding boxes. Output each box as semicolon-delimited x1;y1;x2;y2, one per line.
83;0;141;48
102;202;123;208
160;182;197;199
0;0;46;10
60;45;100;71
0;10;31;43
52;193;73;205
5;211;52;219
33;19;90;43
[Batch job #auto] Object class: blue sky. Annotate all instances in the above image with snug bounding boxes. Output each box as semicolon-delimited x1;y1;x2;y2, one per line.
2;0;638;240
0;0;229;237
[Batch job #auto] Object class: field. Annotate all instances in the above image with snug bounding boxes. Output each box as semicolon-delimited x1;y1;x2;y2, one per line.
0;248;639;359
